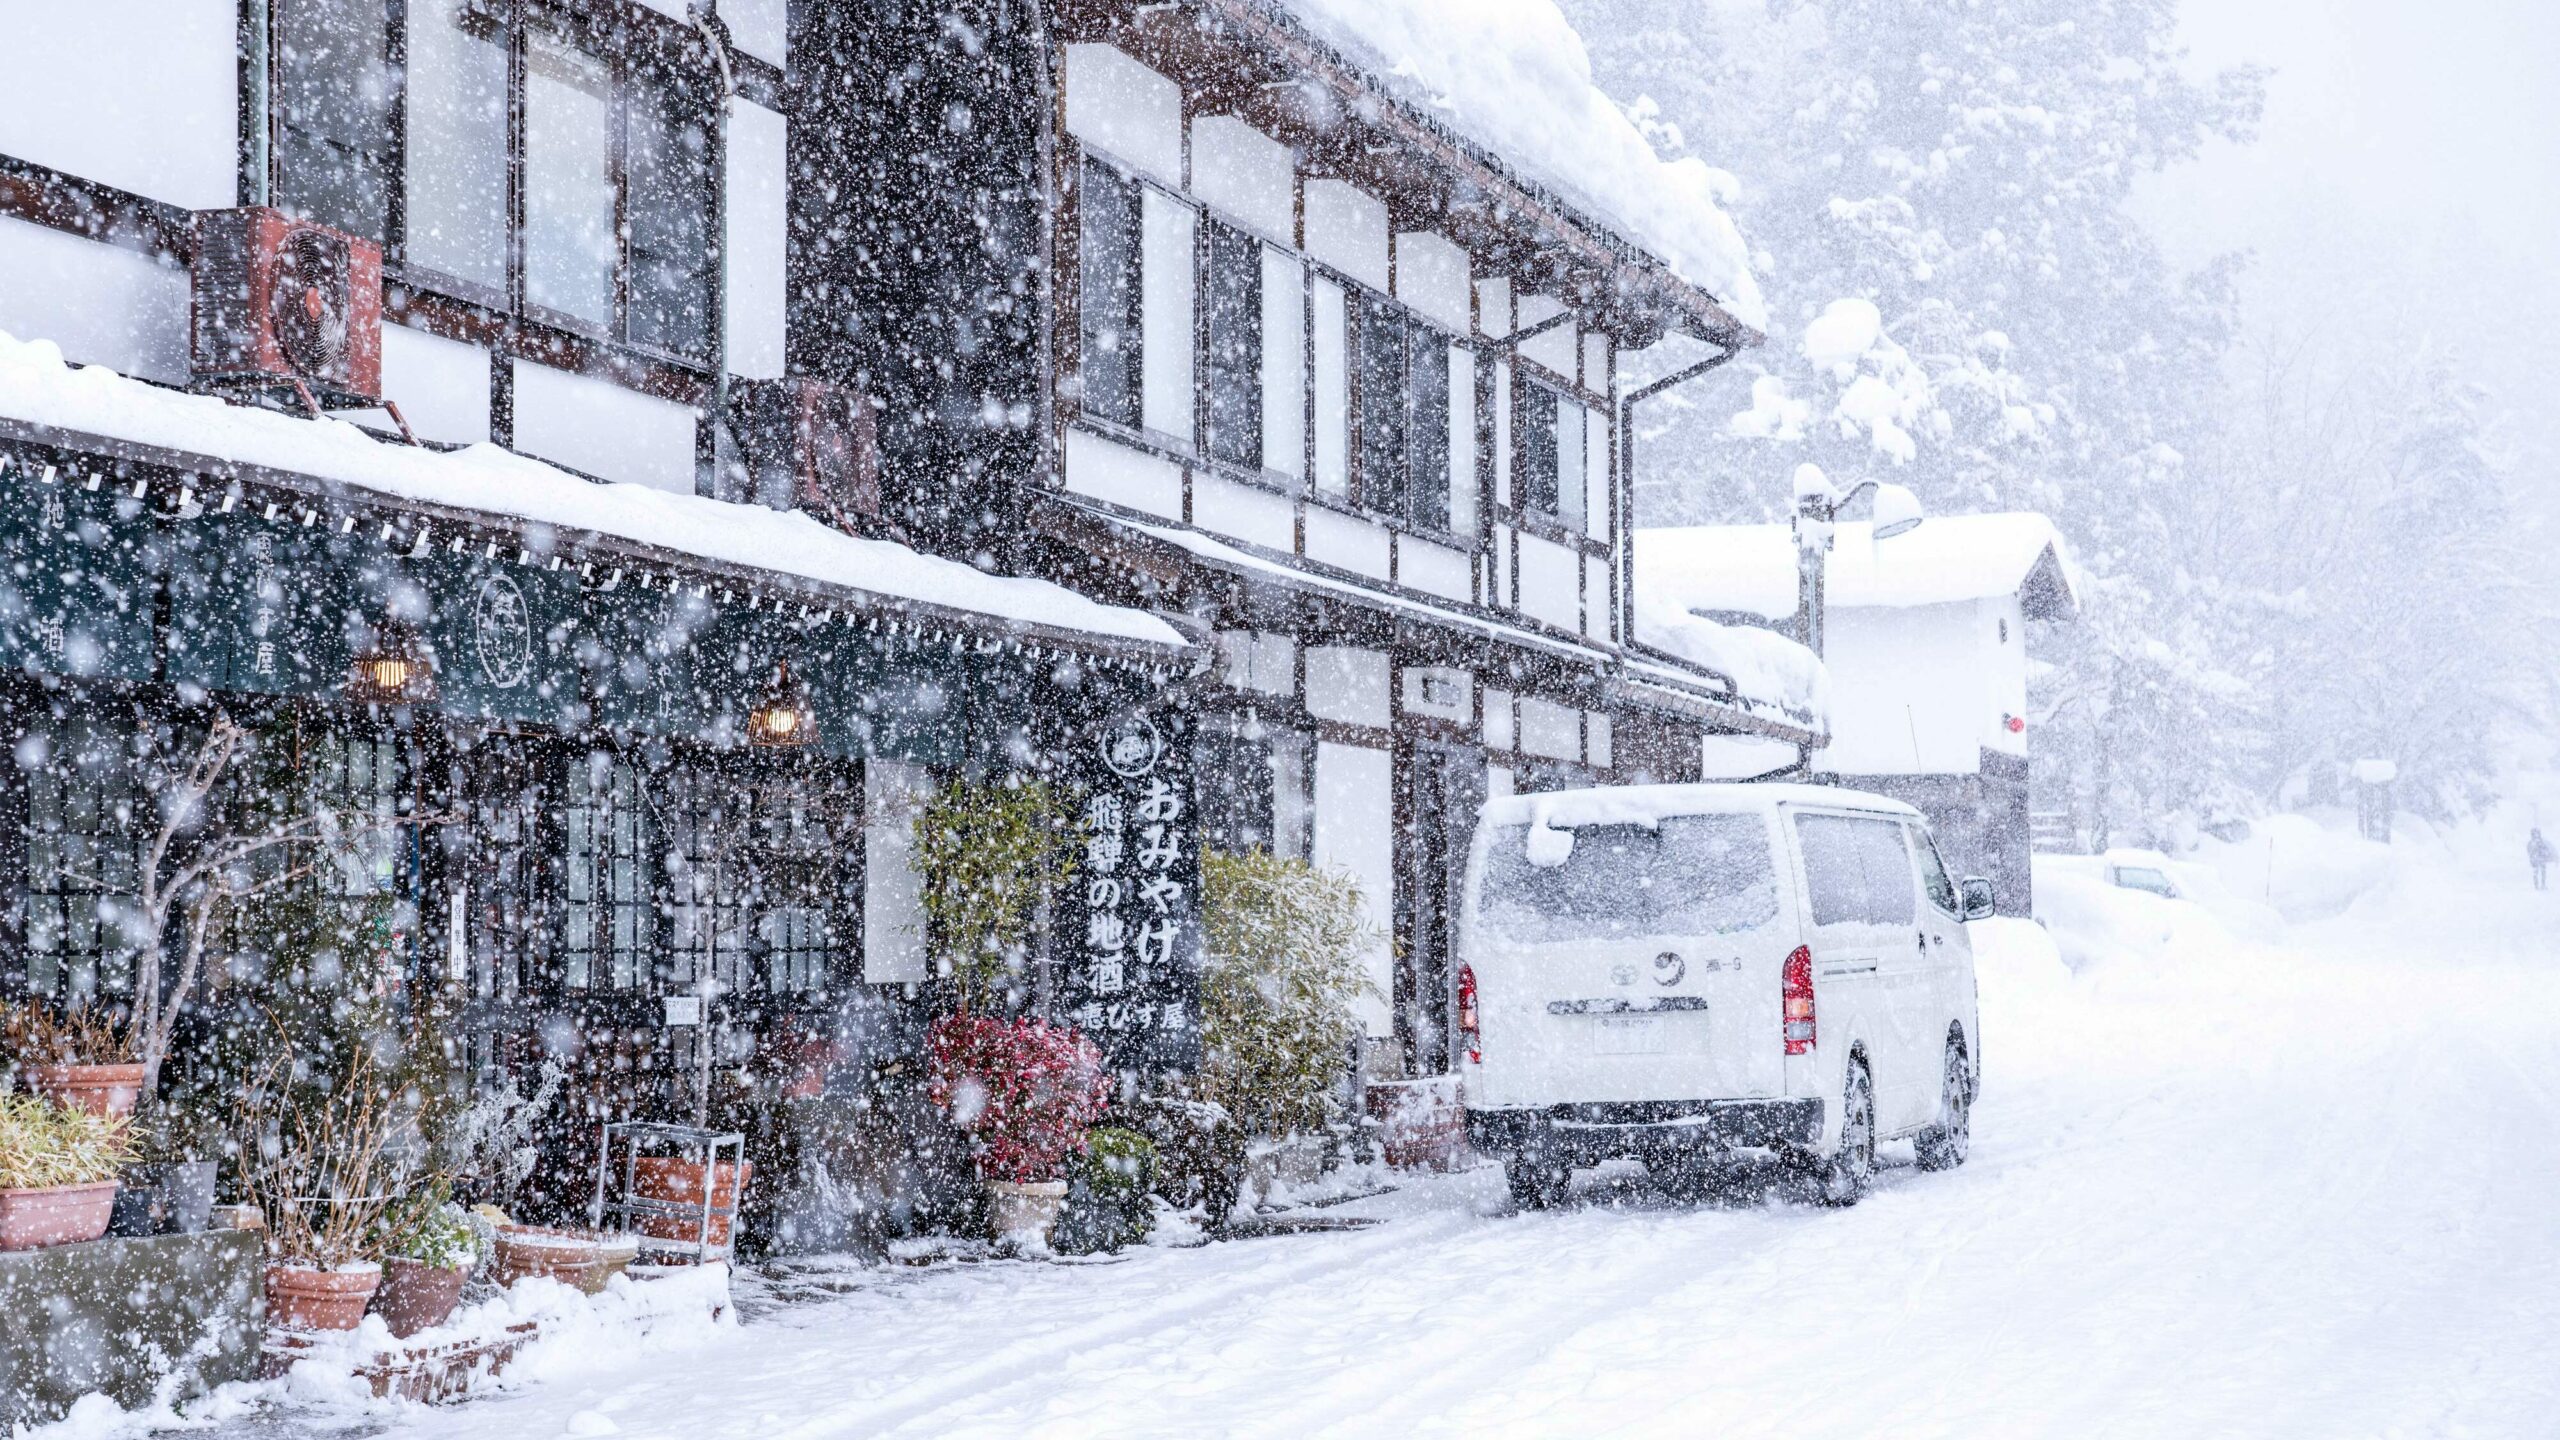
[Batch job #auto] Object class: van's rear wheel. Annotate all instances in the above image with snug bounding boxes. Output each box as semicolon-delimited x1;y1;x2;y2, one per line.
1505;1155;1569;1210
1914;1040;1973;1172
1801;1061;1876;1207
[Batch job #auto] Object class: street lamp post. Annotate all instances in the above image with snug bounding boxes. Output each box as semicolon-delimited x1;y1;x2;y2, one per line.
1791;465;1924;659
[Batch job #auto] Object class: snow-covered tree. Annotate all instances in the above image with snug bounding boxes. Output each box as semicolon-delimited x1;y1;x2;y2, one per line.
1571;0;2291;836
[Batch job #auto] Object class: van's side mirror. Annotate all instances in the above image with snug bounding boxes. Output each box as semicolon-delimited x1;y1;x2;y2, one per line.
1960;877;1997;922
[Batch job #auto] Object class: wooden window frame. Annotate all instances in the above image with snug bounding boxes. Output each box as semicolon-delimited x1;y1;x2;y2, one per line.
260;0;728;400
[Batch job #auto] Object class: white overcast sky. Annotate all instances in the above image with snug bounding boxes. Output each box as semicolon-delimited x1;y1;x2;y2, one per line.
2134;0;2560;512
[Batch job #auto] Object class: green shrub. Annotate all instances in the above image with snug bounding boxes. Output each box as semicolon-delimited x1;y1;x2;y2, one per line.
1199;851;1382;1138
388;1197;479;1271
910;779;1079;1012
1054;1126;1157;1255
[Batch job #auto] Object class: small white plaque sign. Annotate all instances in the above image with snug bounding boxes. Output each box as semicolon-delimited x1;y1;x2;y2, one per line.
662;995;703;1027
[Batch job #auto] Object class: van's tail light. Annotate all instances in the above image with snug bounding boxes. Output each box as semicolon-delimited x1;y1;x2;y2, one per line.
1782;945;1816;1055
1457;963;1481;1064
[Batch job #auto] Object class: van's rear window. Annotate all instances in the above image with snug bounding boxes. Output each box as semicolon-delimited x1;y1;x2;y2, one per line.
1476;815;1779;945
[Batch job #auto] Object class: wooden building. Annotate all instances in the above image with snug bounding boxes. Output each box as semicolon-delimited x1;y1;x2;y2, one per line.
0;0;1196;1228
790;0;1818;1084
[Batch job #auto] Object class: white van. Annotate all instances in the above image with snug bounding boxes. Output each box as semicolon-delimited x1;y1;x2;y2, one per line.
1457;783;1992;1208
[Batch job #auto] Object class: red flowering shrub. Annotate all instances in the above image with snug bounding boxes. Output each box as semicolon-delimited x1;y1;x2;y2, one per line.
926;1014;1110;1185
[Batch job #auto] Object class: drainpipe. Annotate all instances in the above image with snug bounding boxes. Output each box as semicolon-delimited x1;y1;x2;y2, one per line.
241;0;272;208
1613;340;1739;649
694;5;738;499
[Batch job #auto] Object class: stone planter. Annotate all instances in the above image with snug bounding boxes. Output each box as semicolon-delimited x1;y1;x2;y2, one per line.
489;1225;602;1292
21;1063;145;1119
372;1256;468;1338
985;1178;1068;1244
0;1229;263;1430
264;1261;382;1332
0;1181;121;1251
629;1157;752;1249
108;1161;218;1237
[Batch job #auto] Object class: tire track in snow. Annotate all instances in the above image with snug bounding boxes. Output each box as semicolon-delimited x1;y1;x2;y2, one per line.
792;1209;1478;1440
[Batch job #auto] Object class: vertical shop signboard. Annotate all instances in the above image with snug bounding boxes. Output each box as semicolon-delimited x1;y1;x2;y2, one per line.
1062;703;1203;1076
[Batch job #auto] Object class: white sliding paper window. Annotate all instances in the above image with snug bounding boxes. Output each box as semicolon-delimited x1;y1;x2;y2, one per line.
1262;248;1306;479
1313;278;1350;496
1584;408;1613;540
863;761;935;984
1140;189;1196;439
1448;342;1478;535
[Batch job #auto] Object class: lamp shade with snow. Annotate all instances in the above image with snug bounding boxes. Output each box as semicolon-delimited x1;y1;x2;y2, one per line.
1870;482;1925;541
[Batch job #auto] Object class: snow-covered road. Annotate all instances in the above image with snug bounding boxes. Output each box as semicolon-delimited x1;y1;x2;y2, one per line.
284;831;2560;1440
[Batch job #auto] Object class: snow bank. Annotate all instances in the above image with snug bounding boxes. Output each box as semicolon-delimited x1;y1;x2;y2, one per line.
2030;857;2256;973
13;1268;734;1440
0;332;1184;649
1275;0;1765;329
2189;812;2401;924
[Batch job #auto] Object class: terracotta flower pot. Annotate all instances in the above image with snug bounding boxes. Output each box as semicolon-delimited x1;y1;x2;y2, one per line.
22;1063;145;1118
0;1181;121;1251
490;1224;603;1292
629;1157;752;1248
265;1262;383;1332
986;1178;1068;1244
372;1255;469;1338
592;1232;640;1292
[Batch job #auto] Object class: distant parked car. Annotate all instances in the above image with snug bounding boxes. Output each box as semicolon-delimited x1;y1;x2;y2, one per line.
1458;783;1993;1211
2103;850;2182;899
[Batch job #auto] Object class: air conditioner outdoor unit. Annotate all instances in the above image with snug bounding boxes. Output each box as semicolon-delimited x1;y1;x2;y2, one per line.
190;207;383;409
725;377;884;532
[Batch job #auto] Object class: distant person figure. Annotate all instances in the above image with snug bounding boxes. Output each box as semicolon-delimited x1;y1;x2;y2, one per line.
2530;828;2554;892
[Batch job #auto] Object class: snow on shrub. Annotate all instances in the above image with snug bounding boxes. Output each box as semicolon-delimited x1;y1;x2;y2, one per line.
925;1014;1109;1185
1199;850;1380;1138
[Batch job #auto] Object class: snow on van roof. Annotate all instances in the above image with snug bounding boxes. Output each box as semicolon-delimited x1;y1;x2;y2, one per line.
1271;0;1766;331
1637;513;2081;624
1482;782;1923;835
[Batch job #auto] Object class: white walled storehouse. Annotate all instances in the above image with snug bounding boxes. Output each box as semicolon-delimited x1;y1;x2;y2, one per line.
794;0;1811;1092
1638;514;2079;913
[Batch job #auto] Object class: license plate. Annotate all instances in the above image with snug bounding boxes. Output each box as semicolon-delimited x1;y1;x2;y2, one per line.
1592;1016;1666;1056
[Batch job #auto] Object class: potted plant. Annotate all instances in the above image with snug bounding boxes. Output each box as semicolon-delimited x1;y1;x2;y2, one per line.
0;1093;133;1250
1052;1125;1157;1256
1197;850;1381;1201
5;1000;145;1118
236;1051;410;1332
926;1012;1109;1246
486;1221;606;1293
373;1190;477;1338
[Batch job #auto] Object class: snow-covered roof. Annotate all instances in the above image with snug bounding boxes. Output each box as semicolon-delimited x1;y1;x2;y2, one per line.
1269;0;1766;332
0;332;1187;651
1074;503;1817;737
1637;513;2081;625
